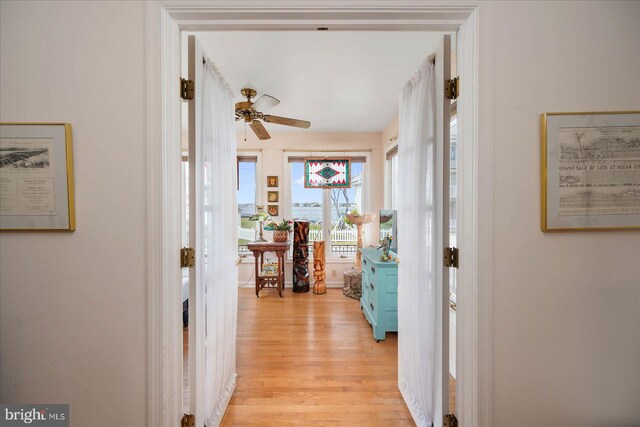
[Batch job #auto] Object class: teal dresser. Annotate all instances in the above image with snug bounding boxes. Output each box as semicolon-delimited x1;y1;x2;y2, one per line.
359;248;398;341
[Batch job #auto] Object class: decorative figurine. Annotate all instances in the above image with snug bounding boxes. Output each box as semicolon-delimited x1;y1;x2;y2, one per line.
313;241;326;294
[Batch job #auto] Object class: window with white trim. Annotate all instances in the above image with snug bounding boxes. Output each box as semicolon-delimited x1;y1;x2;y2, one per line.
237;155;259;255
287;154;368;258
386;144;398;210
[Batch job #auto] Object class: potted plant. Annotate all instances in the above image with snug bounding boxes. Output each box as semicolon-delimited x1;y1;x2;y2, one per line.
265;219;293;242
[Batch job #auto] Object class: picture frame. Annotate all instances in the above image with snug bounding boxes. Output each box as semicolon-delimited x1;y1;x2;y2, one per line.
267;190;279;203
1;123;76;231
540;111;640;231
304;157;351;188
267;176;278;187
267;205;279;216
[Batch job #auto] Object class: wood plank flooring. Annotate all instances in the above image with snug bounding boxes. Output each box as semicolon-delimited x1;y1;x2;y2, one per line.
184;287;457;425
223;288;412;426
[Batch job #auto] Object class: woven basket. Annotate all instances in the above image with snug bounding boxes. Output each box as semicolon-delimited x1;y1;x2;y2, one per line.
273;230;288;242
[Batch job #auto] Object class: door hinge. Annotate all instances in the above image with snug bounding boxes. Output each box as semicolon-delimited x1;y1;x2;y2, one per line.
445;76;459;100
180;78;194;101
444;247;459;268
444;413;458;427
180;413;195;427
180;247;195;268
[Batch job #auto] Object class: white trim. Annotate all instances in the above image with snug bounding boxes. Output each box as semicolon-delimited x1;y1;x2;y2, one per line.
147;3;486;426
145;2;182;426
384;142;399;209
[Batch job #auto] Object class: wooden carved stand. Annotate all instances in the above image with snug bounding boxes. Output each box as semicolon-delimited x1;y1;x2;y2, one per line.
313;241;326;294
343;212;376;300
292;220;310;293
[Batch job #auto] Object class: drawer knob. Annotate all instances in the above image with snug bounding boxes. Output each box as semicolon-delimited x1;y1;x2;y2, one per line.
370;302;375;311
370;282;374;291
371;266;376;274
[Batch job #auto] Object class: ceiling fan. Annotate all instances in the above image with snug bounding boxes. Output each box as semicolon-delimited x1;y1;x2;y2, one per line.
234;88;311;141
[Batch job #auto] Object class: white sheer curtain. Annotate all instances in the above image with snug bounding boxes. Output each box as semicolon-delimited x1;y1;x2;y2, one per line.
201;61;238;426
397;57;436;427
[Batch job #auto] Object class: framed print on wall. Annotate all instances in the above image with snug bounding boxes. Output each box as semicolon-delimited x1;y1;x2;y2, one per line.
267;205;279;216
267;191;279;203
267;176;278;187
540;111;640;231
304;157;351;188
0;123;76;231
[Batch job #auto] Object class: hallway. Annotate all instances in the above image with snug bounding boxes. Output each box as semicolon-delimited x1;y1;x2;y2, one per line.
220;287;414;426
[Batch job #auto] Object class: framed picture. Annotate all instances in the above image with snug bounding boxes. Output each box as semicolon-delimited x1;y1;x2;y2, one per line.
267;190;279;202
267;205;279;216
267;176;278;187
1;123;76;231
304;157;351;188
540;111;640;231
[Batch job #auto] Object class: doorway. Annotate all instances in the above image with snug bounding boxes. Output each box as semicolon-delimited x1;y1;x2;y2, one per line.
145;4;482;426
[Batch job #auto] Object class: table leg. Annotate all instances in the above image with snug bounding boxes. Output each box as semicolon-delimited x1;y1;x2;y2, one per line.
253;252;260;297
278;252;284;298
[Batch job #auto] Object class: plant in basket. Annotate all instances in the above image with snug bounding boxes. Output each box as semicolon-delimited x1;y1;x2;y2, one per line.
265;219;293;242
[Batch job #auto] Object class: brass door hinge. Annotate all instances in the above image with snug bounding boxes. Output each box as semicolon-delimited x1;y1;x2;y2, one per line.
444;413;458;427
181;413;195;427
180;78;194;100
180;247;195;268
445;76;459;100
444;247;459;268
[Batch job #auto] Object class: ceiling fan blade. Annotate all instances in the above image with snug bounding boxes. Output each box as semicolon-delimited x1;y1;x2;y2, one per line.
263;115;311;129
251;94;280;112
249;120;271;140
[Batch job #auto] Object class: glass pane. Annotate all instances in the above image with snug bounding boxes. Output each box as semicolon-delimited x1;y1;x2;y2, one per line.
237;160;256;254
291;162;323;257
391;155;399;209
329;162;363;257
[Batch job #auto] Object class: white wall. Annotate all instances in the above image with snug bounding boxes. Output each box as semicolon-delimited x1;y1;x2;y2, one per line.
480;2;640;426
236;131;385;287
0;2;147;426
1;2;639;427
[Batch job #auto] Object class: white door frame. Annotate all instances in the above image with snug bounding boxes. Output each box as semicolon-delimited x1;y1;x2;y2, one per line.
144;2;491;426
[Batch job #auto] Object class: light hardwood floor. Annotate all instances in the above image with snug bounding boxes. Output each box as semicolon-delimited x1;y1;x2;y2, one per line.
184;287;456;425
223;287;412;426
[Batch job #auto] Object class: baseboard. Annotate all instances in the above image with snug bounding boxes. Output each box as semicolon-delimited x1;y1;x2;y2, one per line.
208;372;237;426
238;281;344;288
399;377;430;427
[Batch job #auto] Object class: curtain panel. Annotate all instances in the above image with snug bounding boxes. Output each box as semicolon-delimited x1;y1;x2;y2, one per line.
397;58;437;427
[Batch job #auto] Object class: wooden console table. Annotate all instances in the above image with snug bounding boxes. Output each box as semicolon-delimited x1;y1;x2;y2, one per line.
247;241;290;298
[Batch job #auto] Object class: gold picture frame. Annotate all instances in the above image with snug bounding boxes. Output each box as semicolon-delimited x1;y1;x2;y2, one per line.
267;191;279;203
267;205;279;216
540;111;640;231
267;176;278;187
1;123;76;231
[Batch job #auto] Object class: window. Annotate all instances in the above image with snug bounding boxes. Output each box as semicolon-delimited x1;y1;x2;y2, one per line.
237;155;258;255
288;154;368;258
386;145;399;210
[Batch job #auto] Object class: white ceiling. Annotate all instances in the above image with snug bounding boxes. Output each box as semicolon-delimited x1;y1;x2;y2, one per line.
186;31;446;133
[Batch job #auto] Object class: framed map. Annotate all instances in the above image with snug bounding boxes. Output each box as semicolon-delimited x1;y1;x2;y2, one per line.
0;123;75;231
304;158;351;188
541;111;640;231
